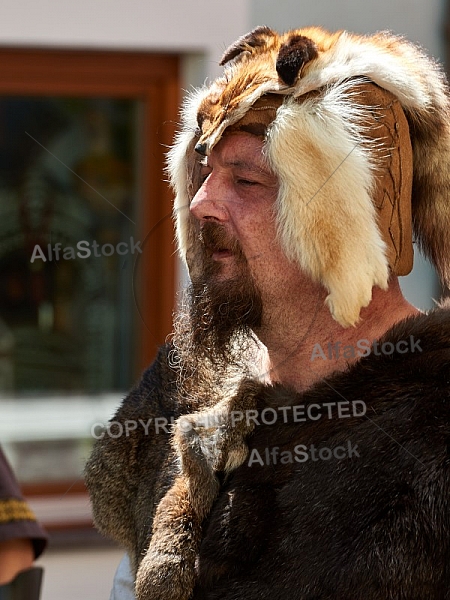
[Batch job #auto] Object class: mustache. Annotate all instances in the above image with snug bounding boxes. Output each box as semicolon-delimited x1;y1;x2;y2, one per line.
199;222;243;256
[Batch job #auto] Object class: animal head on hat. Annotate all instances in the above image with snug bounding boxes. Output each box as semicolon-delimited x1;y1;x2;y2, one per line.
168;26;450;327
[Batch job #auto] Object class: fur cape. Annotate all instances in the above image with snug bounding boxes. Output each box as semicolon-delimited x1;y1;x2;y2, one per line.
85;303;450;599
168;27;450;327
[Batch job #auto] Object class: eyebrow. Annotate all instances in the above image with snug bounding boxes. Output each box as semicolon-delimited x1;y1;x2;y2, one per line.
224;159;262;171
202;157;272;176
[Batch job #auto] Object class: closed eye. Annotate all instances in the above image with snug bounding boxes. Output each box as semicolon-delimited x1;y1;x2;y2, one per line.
236;178;258;186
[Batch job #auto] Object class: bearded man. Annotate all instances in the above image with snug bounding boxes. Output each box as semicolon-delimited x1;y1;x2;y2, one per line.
85;25;450;600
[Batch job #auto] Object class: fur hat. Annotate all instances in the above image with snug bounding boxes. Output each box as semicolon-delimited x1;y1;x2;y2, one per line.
167;26;450;327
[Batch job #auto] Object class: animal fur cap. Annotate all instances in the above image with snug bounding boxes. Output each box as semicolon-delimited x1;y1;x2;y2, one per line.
168;26;450;327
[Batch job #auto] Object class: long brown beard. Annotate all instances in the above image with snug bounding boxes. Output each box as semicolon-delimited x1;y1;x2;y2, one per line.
170;222;263;399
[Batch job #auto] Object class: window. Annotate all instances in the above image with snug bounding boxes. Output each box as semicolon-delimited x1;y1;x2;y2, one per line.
0;48;179;526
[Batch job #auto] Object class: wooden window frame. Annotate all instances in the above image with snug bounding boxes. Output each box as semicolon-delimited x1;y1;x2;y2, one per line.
0;48;180;527
0;47;179;373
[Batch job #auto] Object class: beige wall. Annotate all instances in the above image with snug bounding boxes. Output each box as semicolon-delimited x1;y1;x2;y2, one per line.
0;0;251;78
250;0;446;59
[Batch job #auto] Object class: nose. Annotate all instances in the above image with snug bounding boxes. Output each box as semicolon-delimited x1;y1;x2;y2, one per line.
190;176;229;223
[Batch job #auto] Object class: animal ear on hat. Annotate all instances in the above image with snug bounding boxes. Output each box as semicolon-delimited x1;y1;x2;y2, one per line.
276;35;318;86
219;25;275;65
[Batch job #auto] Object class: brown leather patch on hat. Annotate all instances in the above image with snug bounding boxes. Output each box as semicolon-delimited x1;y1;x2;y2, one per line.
352;83;413;276
224;94;284;138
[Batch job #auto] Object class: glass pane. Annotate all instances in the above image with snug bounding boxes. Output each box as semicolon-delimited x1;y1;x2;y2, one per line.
0;96;141;483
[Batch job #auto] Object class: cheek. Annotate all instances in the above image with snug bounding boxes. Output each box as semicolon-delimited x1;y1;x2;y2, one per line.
237;218;281;267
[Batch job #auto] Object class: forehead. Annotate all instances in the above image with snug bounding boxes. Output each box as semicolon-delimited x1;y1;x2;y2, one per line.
205;133;272;173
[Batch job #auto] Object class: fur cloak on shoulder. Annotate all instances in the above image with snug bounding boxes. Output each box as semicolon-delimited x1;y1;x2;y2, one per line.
85;302;450;600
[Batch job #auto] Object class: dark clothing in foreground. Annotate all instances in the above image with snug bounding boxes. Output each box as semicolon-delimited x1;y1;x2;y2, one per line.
0;447;47;559
86;304;450;599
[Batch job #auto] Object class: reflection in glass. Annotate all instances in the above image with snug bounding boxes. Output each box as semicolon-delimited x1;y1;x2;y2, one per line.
0;97;139;395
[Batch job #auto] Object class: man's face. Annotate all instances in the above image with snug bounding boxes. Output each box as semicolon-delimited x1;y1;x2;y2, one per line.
173;132;310;376
172;133;284;369
190;133;281;294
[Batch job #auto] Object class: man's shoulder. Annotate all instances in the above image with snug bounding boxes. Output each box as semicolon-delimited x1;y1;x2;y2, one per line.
253;303;450;455
329;301;450;407
136;343;177;394
354;301;450;413
116;343;181;420
377;299;450;369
